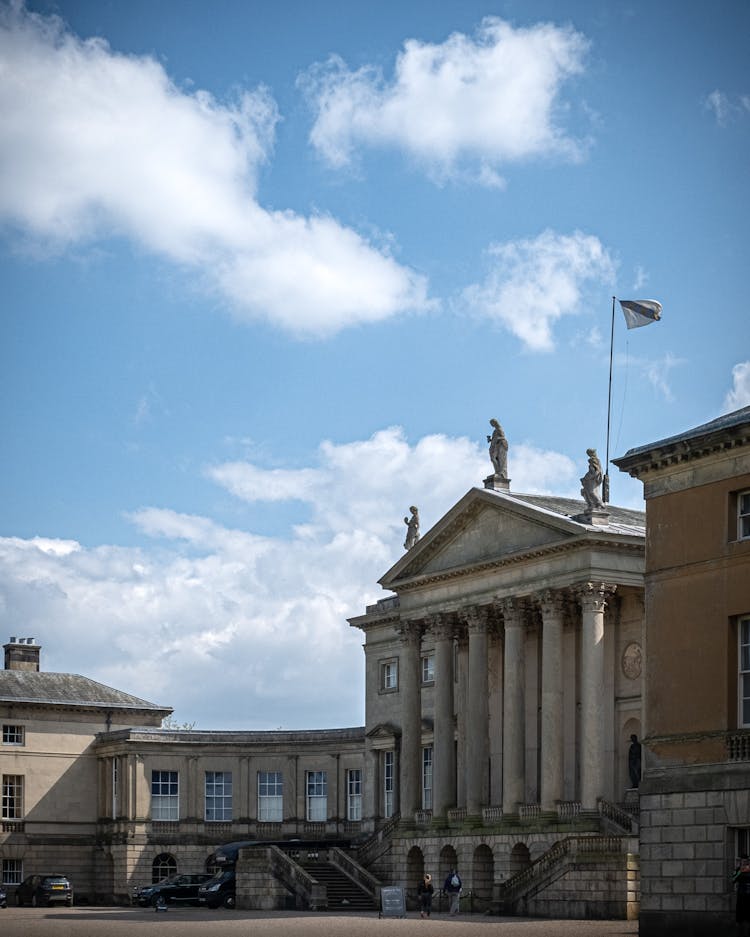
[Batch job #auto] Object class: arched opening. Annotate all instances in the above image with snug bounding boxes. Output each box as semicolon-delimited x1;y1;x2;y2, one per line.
472;843;494;910
438;843;459;912
509;843;530;878
406;846;424;909
152;853;177;883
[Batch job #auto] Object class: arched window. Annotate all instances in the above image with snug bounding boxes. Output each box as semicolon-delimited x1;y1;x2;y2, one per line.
152;853;177;883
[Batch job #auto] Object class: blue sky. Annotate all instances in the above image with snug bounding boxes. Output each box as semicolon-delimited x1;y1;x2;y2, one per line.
1;0;748;729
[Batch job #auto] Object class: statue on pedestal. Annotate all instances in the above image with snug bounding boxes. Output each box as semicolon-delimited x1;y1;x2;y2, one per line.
487;419;508;479
580;448;605;511
404;506;420;551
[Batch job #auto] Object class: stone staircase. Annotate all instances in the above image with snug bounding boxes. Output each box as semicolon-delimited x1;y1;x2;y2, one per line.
298;857;378;912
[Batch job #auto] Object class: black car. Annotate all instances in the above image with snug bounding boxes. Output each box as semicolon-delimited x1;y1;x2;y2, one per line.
16;874;73;907
197;869;236;909
134;873;213;908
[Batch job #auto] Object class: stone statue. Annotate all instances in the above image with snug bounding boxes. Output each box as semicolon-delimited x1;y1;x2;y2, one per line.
487;419;508;479
403;506;420;550
628;734;642;788
580;448;605;511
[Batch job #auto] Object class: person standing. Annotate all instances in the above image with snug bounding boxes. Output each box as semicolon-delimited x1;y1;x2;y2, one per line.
417;873;433;918
443;868;462;915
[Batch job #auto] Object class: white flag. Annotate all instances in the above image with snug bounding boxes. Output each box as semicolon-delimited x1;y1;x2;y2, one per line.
619;299;662;329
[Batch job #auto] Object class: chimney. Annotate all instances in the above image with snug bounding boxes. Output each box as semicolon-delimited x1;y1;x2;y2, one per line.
4;637;41;671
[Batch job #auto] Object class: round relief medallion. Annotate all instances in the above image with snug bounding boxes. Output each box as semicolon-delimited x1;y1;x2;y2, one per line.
622;642;642;680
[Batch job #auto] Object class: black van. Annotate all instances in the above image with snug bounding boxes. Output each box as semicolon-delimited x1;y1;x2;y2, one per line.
198;840;255;909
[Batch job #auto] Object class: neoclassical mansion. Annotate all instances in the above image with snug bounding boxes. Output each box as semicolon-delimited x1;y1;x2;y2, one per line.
1;424;646;917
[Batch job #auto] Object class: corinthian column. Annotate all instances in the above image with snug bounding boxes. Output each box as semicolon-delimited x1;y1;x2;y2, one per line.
397;620;423;818
539;590;564;810
578;582;616;809
502;597;525;813
464;606;490;814
430;613;456;818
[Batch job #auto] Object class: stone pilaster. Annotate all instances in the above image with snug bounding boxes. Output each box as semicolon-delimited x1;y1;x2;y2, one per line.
429;612;456;818
578;581;616;809
464;605;490;814
397;619;423;818
538;589;565;810
501;596;525;813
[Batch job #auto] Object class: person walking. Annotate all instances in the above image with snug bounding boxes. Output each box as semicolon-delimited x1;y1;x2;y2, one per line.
443;867;462;915
417;873;433;918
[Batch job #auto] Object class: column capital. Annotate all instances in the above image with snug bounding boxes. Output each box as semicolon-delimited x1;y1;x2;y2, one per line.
396;618;423;646
576;581;617;612
536;588;565;617
461;605;490;635
428;611;456;642
496;595;525;626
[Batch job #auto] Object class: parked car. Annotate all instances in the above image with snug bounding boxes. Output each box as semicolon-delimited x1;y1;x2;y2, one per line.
134;873;213;908
198;869;236;909
1;885;7;908
15;874;73;907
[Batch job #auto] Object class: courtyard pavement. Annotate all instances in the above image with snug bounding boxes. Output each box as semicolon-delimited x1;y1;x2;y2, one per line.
0;906;638;937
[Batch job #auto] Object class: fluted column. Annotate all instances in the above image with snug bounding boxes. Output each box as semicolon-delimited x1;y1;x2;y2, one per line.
398;619;423;818
539;589;564;810
430;613;456;817
465;606;490;814
579;582;616;809
501;597;525;812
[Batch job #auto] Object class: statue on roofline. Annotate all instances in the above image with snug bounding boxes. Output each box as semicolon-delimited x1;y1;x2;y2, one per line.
487;419;508;479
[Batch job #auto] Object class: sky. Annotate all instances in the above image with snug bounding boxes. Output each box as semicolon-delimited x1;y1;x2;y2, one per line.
1;0;748;730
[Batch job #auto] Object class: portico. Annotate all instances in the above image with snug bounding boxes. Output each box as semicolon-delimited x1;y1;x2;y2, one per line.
350;483;645;826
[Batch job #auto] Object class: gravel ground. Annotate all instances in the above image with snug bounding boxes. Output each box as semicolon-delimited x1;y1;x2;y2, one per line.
0;906;638;937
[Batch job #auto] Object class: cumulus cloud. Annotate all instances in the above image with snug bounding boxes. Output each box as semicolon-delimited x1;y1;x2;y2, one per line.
724;361;750;411
0;427;579;730
460;229;616;351
300;17;589;185
0;3;429;335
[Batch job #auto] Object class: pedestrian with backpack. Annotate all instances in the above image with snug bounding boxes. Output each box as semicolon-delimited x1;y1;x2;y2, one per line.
443;868;462;915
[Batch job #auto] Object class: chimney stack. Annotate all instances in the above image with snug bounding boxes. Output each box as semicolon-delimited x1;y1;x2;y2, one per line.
4;637;41;671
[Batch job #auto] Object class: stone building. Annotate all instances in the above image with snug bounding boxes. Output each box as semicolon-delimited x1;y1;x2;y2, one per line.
350;475;644;917
614;405;750;936
2;431;646;918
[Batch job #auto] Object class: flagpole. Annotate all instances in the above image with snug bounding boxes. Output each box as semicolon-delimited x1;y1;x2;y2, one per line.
603;295;615;503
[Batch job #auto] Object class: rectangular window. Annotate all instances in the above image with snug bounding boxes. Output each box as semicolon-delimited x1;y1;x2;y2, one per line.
346;768;362;821
306;770;327;821
111;758;118;819
2;859;23;886
257;771;283;822
740;491;750;541
2;725;24;746
151;770;179;821
1;775;23;820
380;659;398;691
205;771;232;822
421;653;435;684
741;617;750;727
383;751;394;819
422;747;433;811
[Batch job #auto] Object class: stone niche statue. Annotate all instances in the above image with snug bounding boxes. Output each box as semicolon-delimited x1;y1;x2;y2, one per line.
487;419;509;479
580;447;605;512
403;506;420;551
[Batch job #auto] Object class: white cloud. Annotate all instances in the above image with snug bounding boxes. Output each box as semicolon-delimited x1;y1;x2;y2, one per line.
704;89;750;126
0;3;429;336
618;351;685;403
460;230;616;351
0;427;579;729
724;361;750;411
300;17;589;185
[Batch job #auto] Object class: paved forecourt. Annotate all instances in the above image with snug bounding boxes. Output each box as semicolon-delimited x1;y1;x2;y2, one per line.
0;907;638;937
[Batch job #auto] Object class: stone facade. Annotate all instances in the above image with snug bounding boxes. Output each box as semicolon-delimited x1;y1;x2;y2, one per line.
615;405;750;936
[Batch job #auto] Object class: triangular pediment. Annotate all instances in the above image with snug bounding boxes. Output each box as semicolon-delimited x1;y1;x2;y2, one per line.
380;488;581;588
